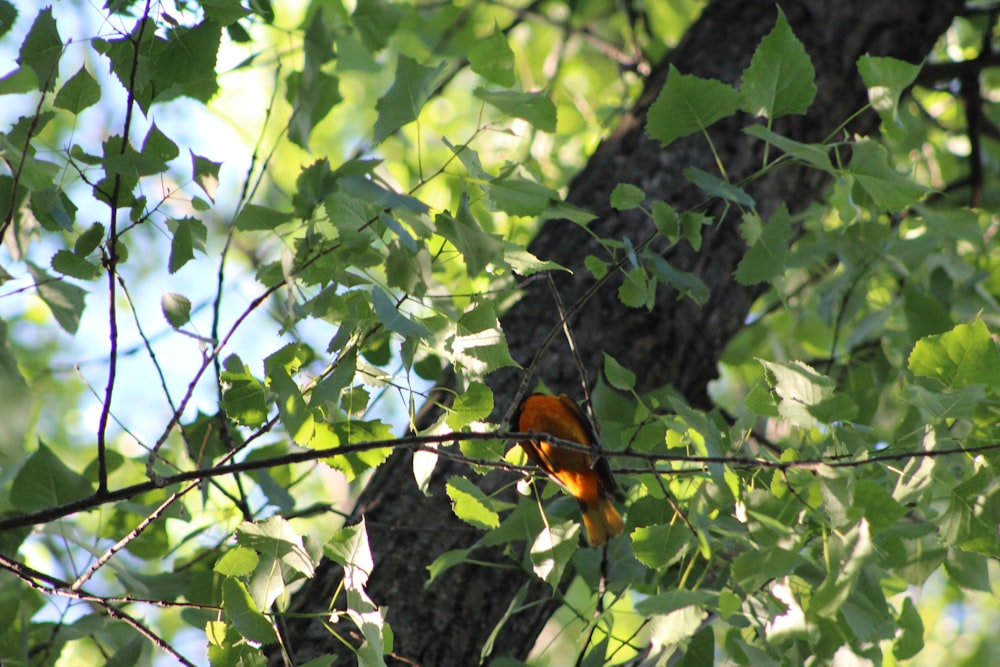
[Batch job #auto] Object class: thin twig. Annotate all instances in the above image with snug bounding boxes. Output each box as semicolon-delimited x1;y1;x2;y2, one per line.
0;553;198;667
4;428;999;532
97;0;154;497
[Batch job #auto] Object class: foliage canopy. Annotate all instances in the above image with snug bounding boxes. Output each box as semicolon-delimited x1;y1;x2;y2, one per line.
1;0;999;666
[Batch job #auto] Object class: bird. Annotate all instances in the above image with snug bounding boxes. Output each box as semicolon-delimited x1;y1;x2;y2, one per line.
512;393;624;546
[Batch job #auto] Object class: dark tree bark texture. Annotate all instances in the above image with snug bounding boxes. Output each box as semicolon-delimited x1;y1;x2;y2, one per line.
273;1;962;664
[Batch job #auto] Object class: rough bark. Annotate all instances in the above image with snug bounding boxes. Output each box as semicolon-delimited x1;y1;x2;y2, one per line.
273;1;962;664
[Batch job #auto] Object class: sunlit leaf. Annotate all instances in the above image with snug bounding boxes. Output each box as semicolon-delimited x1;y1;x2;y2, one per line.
221;354;269;428
161;291;192;328
908;319;1000;389
446;476;500;530
447;381;493;429
222;577;276;644
858;54;921;135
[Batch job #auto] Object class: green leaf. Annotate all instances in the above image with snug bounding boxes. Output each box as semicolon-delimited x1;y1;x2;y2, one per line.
29;186;76;231
446;476;501;529
603;353;636;391
806;392;858;424
153;20;222;107
310;349;357;410
371;286;430;338
743;125;834;172
145;122;181;165
214;546;259;577
740;7;815;118
853;479;908;535
646;65;742;147
631;523;691;570
184;411;236;467
373;55;447;143
502;242;565;277
191;151;222;203
318;419;394;480
286;69;342;150
618;267;651;309
426;548;473;585
858;55;921;135
482;175;559;217
634;589;715;616
221;354;269;428
323;520;389;664
847;140;927;212
734;204;792;285
324;520;374;572
893;596;924;660
435;198;504;276
731;546;805;590
201;0;250;25
939;472;999;554
651;201;679;240
679;626;714;667
234;203;294;231
0;1;17;40
51;250;100;281
0;66;37;94
54;66;101;113
386;241;431;295
610;183;645;210
682;166;755;206
167;217;207;274
265;343;315;445
474;88;557;133
585;255;608;279
908;319;1000;389
74;222;105;257
353;0;403;53
236;516;316;579
903;282;953;339
17;7;61;91
102;124;179;179
96;19;221;112
340;175;428;214
447;382;493;429
469;23;515;87
161;291;192;329
222;577;276;644
11;441;94;512
810;519;873;618
205;622;263;665
759;359;834;429
451;300;518;375
530;521;578;585
646;255;709;305
680;211;711;250
944;548;991;591
27;263;87;334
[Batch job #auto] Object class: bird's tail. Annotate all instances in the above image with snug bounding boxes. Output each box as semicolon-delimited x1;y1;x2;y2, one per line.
581;498;624;547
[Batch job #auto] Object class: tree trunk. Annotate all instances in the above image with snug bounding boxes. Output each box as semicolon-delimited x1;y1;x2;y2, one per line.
273;1;961;664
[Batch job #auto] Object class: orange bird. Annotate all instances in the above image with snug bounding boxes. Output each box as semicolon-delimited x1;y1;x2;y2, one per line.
513;393;624;546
